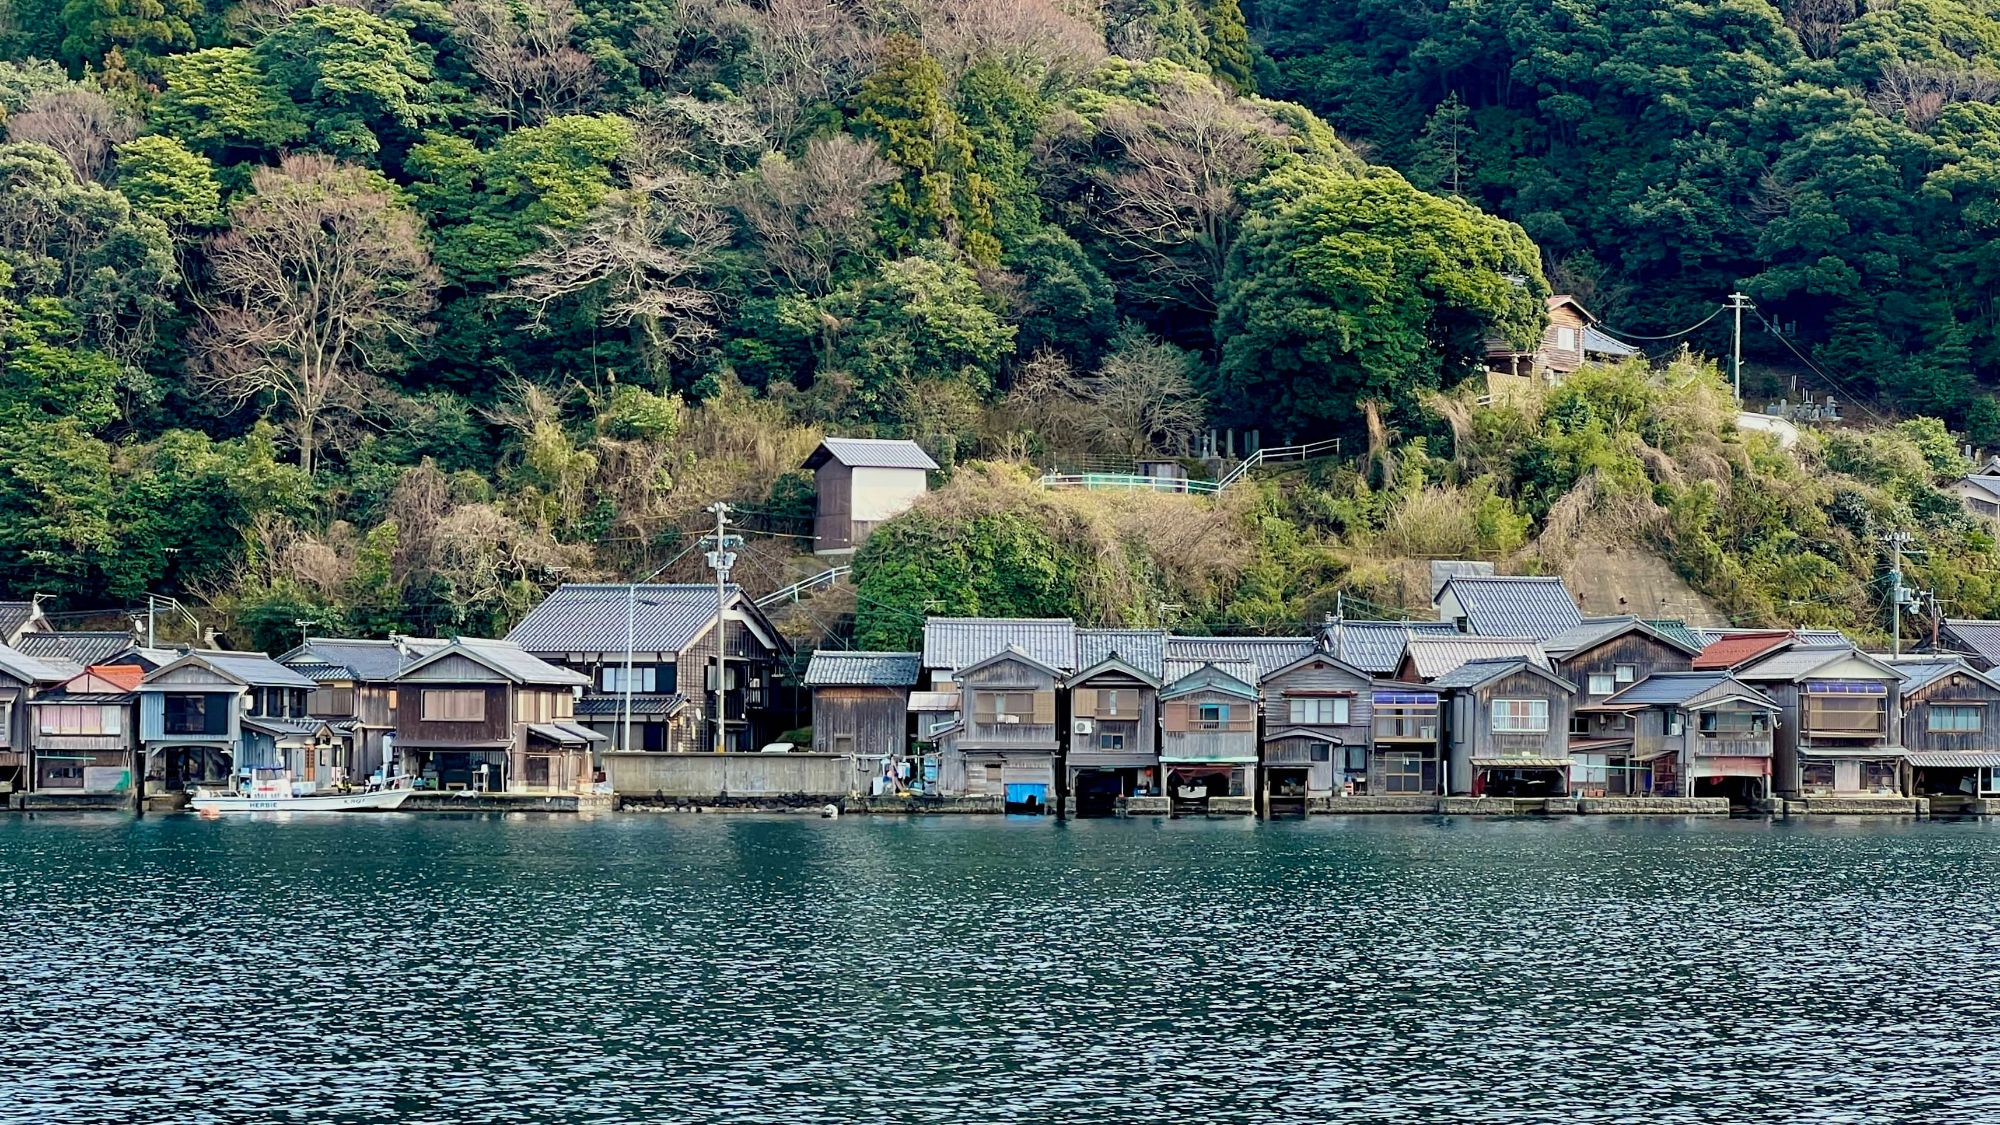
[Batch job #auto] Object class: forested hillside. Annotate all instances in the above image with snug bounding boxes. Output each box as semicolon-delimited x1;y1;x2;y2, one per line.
1250;0;2000;433
0;0;1561;643
0;0;1995;650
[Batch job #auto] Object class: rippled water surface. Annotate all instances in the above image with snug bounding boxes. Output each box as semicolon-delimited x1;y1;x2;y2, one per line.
4;813;1998;1124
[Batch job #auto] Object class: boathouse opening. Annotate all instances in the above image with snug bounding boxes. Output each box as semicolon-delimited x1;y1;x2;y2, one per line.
1264;766;1310;818
1475;765;1567;798
1071;768;1137;817
1693;775;1765;809
1169;766;1233;815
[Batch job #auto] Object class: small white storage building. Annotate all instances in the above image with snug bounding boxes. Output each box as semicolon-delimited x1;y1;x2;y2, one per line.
803;437;938;554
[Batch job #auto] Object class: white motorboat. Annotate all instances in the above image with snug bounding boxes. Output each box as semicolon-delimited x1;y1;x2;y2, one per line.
190;767;417;814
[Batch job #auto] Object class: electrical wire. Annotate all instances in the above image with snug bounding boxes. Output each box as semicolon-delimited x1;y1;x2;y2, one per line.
1594;303;1728;342
1752;310;1890;425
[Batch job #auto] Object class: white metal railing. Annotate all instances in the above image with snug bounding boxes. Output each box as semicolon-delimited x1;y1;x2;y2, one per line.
1212;438;1344;491
1036;473;1222;494
754;565;851;608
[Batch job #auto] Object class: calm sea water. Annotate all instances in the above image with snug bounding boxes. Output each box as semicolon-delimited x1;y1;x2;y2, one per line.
2;812;1996;1124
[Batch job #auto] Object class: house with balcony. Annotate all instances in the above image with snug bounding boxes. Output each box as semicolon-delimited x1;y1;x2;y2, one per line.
393;637;599;793
1369;683;1444;797
136;651;321;791
1733;644;1908;802
27;664;140;799
507;583;793;754
0;642;78;797
1886;656;2000;811
279;636;447;784
1256;646;1376;812
1158;660;1260;814
1579;672;1780;804
1433;657;1577;797
933;645;1063;812
1064;629;1166;817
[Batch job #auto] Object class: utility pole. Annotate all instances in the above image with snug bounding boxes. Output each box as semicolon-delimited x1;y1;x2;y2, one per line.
1727;292;1752;403
1884;531;1914;656
704;502;739;754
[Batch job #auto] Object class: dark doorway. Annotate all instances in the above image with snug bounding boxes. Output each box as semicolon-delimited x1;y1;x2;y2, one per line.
1265;767;1310;818
1073;769;1131;818
1694;775;1764;809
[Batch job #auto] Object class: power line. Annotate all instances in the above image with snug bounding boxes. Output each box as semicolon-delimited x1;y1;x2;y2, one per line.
1751;310;1890;425
1595;303;1728;342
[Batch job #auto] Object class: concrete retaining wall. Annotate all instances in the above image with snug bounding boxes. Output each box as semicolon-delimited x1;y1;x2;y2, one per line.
1780;796;1928;817
604;751;855;798
404;792;610;813
847;796;1004;815
1308;796;1438;814
1928;797;2000;818
1124;796;1171;816
1577;797;1732;816
8;792;132;812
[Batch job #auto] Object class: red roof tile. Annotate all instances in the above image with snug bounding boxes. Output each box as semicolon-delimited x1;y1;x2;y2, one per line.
1692;631;1793;671
83;664;144;691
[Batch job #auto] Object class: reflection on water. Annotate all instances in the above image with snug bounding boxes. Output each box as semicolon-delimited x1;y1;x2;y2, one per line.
2;813;1997;1124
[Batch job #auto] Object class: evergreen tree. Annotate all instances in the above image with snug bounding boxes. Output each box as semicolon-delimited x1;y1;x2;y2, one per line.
852;35;999;265
1412;92;1473;197
1205;0;1254;93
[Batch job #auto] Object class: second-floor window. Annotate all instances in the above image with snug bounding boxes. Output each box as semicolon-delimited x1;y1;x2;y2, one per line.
1929;705;1984;733
1615;664;1637;684
601;666;656;693
1588;674;1615;696
38;705;124;736
164;694;223;736
421;689;486;722
1491;699;1550;733
1098;731;1125;751
1196;703;1230;729
1288;697;1349;725
1801;683;1887;735
1699;710;1769;735
977;692;1038;725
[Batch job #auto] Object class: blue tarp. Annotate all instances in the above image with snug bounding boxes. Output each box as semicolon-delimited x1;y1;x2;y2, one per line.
1004;783;1049;807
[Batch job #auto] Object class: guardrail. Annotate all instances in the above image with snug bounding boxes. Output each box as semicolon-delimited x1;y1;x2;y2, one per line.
1038;438;1341;496
754;565;851;608
1212;438;1343;491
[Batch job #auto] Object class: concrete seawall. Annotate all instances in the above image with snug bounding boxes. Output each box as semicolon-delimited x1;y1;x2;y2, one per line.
603;751;858;799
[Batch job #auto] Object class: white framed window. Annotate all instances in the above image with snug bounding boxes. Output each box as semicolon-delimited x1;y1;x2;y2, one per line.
600;666;656;693
1197;703;1230;728
1491;699;1550;733
1929;705;1984;733
1614;664;1637;684
1556;326;1578;350
1098;731;1125;751
1588;674;1615;696
1668;713;1684;736
1288;697;1349;725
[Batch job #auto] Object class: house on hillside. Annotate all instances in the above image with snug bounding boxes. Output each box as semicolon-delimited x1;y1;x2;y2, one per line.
1256;646;1376;811
1733;644;1907;801
933;645;1063;812
1484;294;1639;397
1158;660;1260;814
804;437;937;554
280;637;446;784
804;650;920;788
1951;460;2000;521
1935;619;2000;672
26;664;141;799
1434;574;1584;640
1065;629;1165;817
0;643;76;796
392;638;598;793
1579;672;1779;803
136;651;321;792
1433;657;1577;797
508;583;793;754
1888;656;2000;809
15;631;135;668
0;602;50;648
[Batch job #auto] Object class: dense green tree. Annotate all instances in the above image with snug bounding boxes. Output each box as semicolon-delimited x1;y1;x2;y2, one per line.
851;508;1085;651
56;0;199;68
1213;165;1546;439
820;243;1017;422
852;35;999;264
254;6;435;161
151;48;306;164
113;135;221;233
1205;0;1254;93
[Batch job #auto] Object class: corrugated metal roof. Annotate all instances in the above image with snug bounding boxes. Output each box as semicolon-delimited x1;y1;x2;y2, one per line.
0;640;72;684
1643;619;1709;653
805;437;939;470
1887;657;1974;695
1164;636;1312;679
1600;672;1776;708
1544;616;1697;660
1428;657;1559;691
574;693;686;717
528;721;607;746
804;650;920;687
400;638;591;687
1691;631;1795;670
1435;576;1583;639
15;631;131;666
1076;629;1167;679
281;637;447;681
922;618;1076;671
1908;751;2000;768
241;716;327;738
908;691;959;712
1401;636;1551;681
1321;620;1458;675
1583;325;1640;357
508;583;745;654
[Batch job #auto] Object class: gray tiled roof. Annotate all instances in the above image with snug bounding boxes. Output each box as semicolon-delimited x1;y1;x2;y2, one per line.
806;437;939;470
575;693;687;717
402;637;592;687
1959;475;2000;504
1429;657;1545;691
1076;629;1167;679
804;650;921;687
1164;636;1313;679
1435;576;1583;639
1600;672;1774;708
1321;620;1459;675
923;618;1076;671
1883;657;1983;695
507;583;745;654
14;631;132;666
1734;645;1886;682
281;637;448;682
242;715;328;738
0;601;39;641
1942;620;2000;667
1163;660;1259;692
1544;616;1699;660
201;651;318;689
1401;636;1551;681
0;641;72;684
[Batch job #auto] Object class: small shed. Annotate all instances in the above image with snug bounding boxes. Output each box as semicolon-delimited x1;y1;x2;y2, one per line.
803;437;938;554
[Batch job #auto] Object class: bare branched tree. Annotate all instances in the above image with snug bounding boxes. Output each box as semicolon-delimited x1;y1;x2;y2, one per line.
910;0;1106;87
1782;0;1861;61
1080;329;1205;457
451;0;602;125
1867;61;2000;131
720;0;883;145
1092;82;1273;310
501;172;728;377
623;95;770;177
6;88;137;182
191;155;439;475
736;134;896;295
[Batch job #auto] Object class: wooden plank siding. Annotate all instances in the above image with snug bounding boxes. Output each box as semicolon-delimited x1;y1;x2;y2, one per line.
394;683;513;746
813;461;853;552
1903;671;2000;754
1445;668;1574;795
812;686;910;757
1557;633;1694;704
1067;671;1158;764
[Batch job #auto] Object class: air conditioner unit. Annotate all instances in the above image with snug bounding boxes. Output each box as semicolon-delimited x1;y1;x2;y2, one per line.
997;714;1020;724
1073;720;1094;735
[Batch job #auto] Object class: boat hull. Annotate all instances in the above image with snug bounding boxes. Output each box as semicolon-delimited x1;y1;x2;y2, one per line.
189;787;417;814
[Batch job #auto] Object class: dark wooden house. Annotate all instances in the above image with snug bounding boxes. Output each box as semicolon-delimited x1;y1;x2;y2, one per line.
803;437;937;554
393;638;599;793
1257;647;1376;811
0;642;78;797
280;636;447;784
26;664;140;799
935;645;1062;812
1733;645;1907;800
804;650;920;783
508;582;793;754
1433;657;1577;797
1159;660;1260;814
1579;671;1779;803
1889;656;2000;808
1064;648;1162;816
